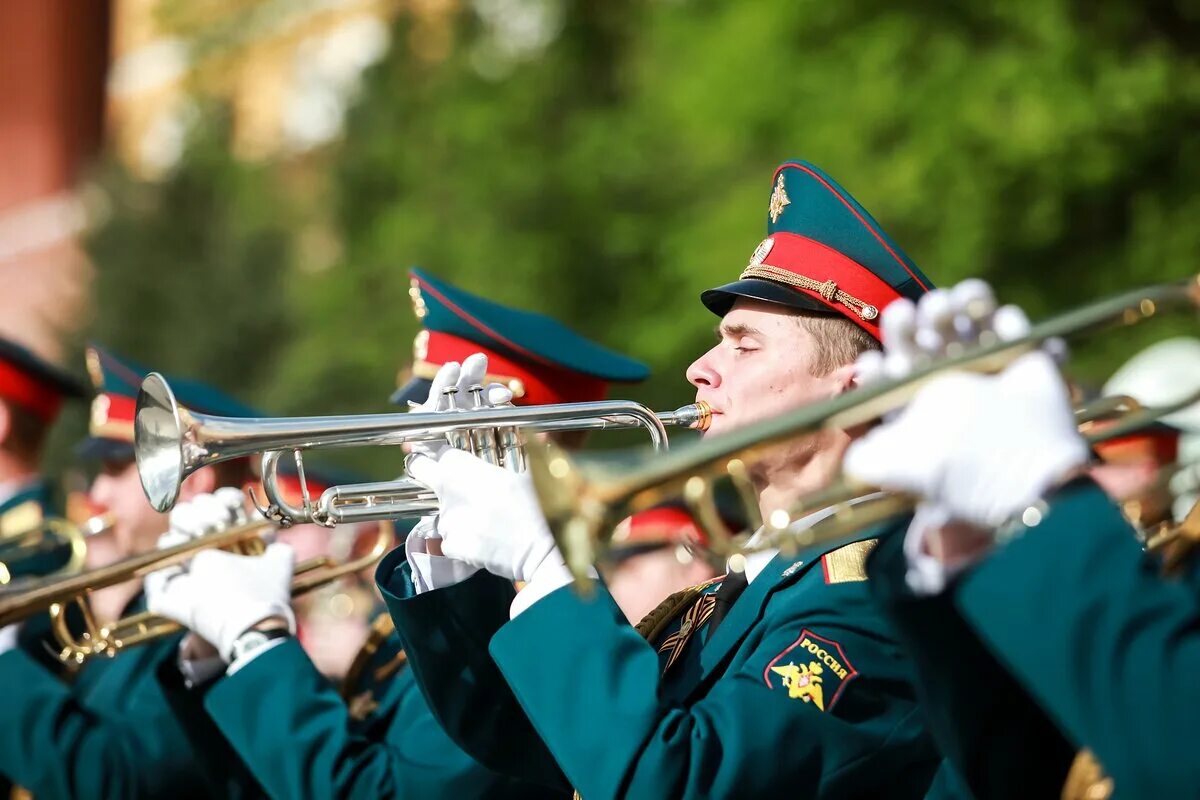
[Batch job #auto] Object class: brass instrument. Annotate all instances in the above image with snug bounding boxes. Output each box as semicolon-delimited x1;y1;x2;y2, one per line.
0;515;109;590
527;277;1200;582
135;370;710;525
0;517;395;664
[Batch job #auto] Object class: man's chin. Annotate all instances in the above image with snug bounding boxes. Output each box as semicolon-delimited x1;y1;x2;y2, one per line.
702;415;730;437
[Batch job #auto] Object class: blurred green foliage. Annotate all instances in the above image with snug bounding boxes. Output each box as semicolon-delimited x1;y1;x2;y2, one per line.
76;0;1200;476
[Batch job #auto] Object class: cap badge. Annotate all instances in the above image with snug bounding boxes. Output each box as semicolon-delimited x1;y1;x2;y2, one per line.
412;330;430;362
91;394;112;429
747;237;774;269
408;279;428;320
768;175;790;223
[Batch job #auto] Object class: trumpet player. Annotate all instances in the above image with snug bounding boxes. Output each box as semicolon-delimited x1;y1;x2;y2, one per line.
1093;337;1200;531
146;270;718;800
381;162;946;798
0;345;267;799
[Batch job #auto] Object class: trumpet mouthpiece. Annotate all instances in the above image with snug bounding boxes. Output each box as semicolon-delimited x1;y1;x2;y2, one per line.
676;401;713;432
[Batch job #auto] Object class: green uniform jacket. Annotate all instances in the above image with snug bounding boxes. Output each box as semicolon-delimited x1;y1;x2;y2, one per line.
379;528;940;799
866;525;1076;799
0;478;55;800
3;481;67;656
943;479;1200;798
185;627;563;800
0;597;262;800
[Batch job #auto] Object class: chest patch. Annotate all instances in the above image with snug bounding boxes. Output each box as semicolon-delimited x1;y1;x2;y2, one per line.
764;629;858;712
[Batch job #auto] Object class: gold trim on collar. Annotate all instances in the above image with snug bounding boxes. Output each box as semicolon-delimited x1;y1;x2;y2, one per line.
822;539;878;584
342;613;397;699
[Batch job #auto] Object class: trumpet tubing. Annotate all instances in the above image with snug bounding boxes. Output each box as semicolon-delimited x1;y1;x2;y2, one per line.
136;367;710;524
0;519;271;630
94;521;397;661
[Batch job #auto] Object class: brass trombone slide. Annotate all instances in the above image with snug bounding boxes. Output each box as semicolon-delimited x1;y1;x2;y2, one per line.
0;518;395;664
743;388;1200;561
528;277;1200;582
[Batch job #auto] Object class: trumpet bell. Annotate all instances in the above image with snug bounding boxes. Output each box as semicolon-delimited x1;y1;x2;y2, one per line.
136;372;189;513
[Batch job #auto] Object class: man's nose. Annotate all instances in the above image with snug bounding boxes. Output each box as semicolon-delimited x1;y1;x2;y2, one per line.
686;348;721;389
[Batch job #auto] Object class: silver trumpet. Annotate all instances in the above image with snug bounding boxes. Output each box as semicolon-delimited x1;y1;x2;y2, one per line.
135;372;712;526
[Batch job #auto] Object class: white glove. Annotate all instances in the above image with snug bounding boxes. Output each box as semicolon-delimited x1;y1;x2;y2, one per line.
407;449;560;583
146;488;256;593
147;543;296;662
853;281;1054;593
845;350;1089;530
0;624;18;656
855;280;1003;384
410;354;514;460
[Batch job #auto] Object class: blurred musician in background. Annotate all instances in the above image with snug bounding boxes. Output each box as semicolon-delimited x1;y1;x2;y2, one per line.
0;344;266;799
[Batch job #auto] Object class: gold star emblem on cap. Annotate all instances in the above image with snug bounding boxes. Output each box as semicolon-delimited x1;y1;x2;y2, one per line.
768;175;790;223
408;279;428;319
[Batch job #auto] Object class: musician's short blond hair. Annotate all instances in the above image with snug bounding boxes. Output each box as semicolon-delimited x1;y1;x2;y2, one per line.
796;314;880;377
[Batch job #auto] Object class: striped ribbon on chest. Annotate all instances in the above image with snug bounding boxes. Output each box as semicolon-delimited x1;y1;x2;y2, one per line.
656;592;718;673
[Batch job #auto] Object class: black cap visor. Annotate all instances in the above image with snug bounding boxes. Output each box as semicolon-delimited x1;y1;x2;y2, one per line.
74;436;135;464
389;377;432;407
700;278;838;319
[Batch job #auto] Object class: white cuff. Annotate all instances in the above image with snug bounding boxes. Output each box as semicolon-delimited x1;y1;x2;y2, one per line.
405;530;480;594
902;504;982;596
0;625;17;656
177;647;226;689
226;637;288;676
509;558;597;619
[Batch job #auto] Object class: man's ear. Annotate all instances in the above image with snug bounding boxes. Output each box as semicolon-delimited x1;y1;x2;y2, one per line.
827;363;858;397
0;400;11;448
178;466;217;501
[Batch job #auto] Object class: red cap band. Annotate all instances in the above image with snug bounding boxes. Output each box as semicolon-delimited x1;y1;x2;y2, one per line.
613;506;707;548
89;393;136;441
744;232;906;339
415;331;609;406
0;359;64;421
1093;427;1180;466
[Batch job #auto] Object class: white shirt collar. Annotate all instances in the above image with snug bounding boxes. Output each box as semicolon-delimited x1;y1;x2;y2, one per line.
736;491;887;584
0;478;35;508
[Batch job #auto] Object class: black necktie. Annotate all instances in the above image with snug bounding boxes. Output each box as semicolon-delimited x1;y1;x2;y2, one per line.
705;569;749;642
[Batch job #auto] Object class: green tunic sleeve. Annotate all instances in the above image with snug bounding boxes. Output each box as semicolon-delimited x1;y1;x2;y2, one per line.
866;526;1075;798
954;480;1200;797
202;637;558;799
376;549;569;791
0;639;252;799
